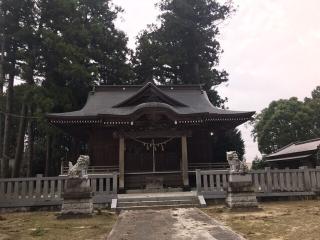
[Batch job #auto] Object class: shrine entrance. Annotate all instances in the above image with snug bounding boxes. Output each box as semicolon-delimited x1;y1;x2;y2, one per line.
117;131;190;191
123;137;183;190
125;137;181;173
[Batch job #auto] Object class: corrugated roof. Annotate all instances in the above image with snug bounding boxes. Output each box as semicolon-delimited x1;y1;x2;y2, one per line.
47;82;255;120
266;138;320;158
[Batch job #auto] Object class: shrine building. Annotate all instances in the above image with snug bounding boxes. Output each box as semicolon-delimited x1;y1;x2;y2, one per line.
47;82;254;191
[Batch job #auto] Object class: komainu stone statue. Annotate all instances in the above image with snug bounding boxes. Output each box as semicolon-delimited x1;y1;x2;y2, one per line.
226;151;258;209
226;151;248;174
59;155;93;219
68;155;90;178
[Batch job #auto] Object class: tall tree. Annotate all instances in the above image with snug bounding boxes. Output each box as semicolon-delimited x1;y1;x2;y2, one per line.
0;0;132;177
133;0;231;106
253;87;320;154
133;0;244;160
0;0;5;159
1;0;28;177
12;0;39;177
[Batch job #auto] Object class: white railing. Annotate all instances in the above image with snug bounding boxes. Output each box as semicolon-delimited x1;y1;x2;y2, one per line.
0;173;118;208
196;166;320;199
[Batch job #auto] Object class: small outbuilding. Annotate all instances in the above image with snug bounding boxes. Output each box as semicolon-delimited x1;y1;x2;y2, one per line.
265;138;320;169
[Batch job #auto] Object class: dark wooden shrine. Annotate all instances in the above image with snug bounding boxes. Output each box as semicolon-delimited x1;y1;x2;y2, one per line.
47;82;254;191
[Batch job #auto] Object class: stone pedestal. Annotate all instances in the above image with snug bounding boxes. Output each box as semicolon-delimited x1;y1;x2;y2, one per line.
145;176;163;190
59;177;93;218
226;173;258;209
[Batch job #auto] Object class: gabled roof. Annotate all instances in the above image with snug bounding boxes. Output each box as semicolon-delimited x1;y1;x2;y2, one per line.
113;82;187;107
266;138;320;160
47;82;255;126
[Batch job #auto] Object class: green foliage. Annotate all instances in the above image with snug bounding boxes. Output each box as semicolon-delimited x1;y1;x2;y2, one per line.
0;0;247;175
211;129;245;161
133;0;231;106
251;156;268;170
0;0;131;176
39;0;132;107
132;0;245;160
30;227;46;237
253;86;320;154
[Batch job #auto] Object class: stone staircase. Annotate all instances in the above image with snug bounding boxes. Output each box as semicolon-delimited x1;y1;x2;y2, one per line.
111;191;206;211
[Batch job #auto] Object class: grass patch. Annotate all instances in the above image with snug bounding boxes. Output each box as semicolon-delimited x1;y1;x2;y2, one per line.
30;227;46;237
202;200;320;240
0;211;117;240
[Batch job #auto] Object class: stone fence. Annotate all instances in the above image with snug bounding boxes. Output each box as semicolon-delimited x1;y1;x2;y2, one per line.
196;166;320;199
1;167;320;209
0;173;117;208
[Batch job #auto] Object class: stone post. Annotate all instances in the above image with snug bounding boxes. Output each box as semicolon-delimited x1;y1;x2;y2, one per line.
265;167;273;193
58;155;93;219
226;173;258;209
119;137;125;192
300;166;311;191
181;135;190;190
196;169;202;193
225;151;258;209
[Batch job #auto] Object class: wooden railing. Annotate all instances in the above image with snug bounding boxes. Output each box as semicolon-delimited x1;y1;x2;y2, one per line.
0;173;118;208
196;166;320;199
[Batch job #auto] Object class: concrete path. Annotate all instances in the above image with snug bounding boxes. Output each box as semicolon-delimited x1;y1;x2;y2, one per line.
107;208;245;240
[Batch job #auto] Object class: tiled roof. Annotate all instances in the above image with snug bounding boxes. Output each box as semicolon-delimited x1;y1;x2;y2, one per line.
266;138;320;158
47;82;255;121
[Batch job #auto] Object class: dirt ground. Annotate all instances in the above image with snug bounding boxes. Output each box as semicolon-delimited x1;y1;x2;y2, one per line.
203;200;320;240
0;211;117;240
1;200;320;240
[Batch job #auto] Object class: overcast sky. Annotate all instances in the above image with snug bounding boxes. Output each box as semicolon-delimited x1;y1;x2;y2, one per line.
113;0;320;161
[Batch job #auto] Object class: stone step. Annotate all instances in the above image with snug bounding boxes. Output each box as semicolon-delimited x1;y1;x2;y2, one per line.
117;196;197;202
117;199;197;207
117;192;197;202
126;188;183;194
111;192;206;211
117;203;198;211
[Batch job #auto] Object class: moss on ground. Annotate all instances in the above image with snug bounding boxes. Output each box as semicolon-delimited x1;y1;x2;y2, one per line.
0;211;117;240
202;200;320;240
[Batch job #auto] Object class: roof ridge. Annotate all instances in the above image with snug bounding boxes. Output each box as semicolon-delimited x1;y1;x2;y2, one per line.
94;84;204;91
268;142;295;156
295;138;320;145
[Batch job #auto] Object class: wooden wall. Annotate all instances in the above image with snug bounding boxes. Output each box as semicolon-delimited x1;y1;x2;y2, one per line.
88;129;119;166
188;129;212;164
88;128;223;169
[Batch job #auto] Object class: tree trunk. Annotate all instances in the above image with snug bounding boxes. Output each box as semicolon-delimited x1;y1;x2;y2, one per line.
45;135;52;177
0;21;5;95
1;70;14;178
0;27;5;172
26;107;34;177
0;114;3;158
12;101;28;177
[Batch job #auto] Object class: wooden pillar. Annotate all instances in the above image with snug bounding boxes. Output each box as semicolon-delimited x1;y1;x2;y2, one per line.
181;135;189;189
119;137;125;191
